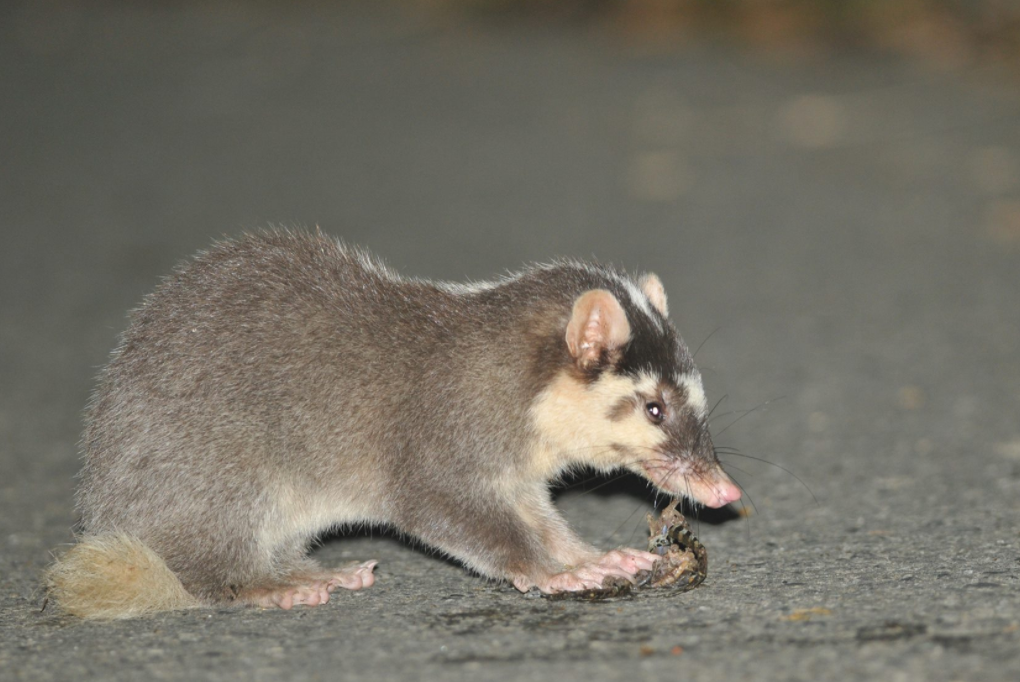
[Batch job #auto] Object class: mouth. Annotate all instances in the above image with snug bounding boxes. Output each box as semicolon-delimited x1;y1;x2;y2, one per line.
637;458;742;509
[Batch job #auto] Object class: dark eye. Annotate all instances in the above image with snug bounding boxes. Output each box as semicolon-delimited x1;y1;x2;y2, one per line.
645;401;665;424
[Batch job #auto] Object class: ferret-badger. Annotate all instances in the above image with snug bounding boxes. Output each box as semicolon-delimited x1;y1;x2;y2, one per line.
47;230;741;619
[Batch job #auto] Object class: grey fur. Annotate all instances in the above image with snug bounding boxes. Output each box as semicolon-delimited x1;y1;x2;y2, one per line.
76;230;712;604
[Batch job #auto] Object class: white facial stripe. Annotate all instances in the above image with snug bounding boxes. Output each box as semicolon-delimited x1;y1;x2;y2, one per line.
677;372;708;415
634;371;660;396
620;277;663;331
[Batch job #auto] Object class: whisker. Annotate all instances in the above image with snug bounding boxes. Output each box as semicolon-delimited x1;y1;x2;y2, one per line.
603;499;648;547
717;462;753;479
682;472;702;534
713;396;786;438
723;471;756;542
723;469;758;517
566;471;636;497
692;326;722;359
706;394;728;421
715;450;817;505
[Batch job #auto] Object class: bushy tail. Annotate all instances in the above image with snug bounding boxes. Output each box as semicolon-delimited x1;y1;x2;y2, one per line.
45;534;200;620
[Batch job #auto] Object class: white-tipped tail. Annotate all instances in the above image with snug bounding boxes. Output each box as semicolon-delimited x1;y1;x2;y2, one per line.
45;534;200;620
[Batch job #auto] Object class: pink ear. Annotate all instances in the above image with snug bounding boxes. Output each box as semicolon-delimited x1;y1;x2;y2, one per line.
639;273;668;317
565;290;631;369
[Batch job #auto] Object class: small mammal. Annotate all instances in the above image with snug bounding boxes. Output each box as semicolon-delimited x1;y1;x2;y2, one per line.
47;230;740;619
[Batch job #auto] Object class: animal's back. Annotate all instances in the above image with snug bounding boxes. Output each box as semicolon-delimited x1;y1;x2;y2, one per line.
49;229;740;619
77;231;420;597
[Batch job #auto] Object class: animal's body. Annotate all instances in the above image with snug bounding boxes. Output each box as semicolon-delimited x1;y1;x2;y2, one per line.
47;230;740;619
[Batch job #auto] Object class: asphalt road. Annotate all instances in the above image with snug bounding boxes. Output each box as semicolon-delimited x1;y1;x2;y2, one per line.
2;2;1019;681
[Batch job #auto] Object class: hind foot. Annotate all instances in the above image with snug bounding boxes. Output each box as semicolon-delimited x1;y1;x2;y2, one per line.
245;560;378;610
512;549;658;594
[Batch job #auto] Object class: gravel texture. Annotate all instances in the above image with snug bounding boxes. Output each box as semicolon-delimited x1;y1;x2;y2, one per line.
2;2;1019;681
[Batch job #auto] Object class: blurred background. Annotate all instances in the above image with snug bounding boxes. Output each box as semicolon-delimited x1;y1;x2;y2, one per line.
3;0;1017;439
2;1;1019;680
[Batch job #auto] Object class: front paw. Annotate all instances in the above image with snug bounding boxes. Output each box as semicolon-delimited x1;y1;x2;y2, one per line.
512;548;659;594
594;548;659;577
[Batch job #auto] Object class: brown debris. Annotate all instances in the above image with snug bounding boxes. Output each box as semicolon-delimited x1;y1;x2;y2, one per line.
543;498;708;601
638;499;708;592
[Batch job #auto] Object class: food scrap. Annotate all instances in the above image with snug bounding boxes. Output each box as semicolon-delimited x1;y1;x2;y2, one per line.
544;499;707;601
639;498;708;591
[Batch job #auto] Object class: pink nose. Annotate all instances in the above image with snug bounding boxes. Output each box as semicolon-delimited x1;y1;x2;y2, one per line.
702;474;742;508
713;478;743;507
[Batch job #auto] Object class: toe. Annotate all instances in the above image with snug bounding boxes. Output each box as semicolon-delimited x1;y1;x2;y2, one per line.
274;592;294;610
624;549;660;569
333;572;367;590
600;548;658;573
329;560;378;591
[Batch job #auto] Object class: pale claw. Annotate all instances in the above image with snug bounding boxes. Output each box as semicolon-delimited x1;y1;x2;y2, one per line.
328;560;378;591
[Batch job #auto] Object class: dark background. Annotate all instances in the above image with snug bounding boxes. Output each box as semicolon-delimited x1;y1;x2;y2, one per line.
2;1;1019;680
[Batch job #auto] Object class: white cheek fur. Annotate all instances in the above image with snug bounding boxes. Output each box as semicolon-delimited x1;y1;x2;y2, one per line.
677;372;708;415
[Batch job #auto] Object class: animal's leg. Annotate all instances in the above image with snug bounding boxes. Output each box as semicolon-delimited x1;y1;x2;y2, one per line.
234;560;378;610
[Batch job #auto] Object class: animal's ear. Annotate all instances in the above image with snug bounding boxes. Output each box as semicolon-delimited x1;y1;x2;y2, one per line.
565;290;631;369
639;273;668;317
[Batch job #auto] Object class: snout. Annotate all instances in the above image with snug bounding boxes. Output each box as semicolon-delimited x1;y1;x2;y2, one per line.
690;472;742;508
637;457;742;508
682;467;742;508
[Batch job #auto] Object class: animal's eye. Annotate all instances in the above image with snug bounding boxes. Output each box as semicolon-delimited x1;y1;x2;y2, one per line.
645;401;665;424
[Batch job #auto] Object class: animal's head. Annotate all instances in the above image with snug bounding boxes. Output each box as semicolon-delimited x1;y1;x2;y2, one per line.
531;271;741;509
